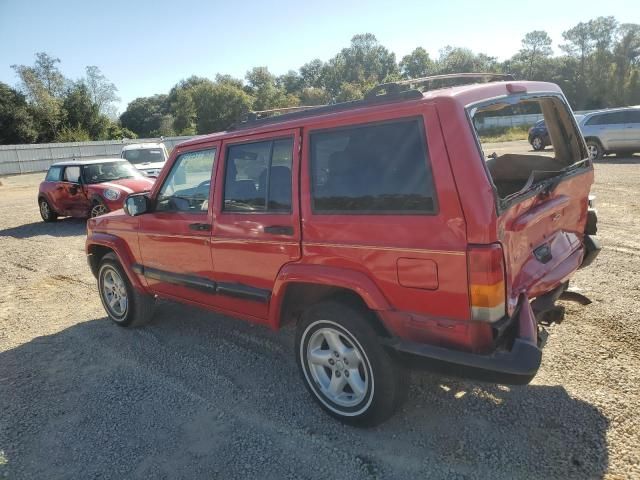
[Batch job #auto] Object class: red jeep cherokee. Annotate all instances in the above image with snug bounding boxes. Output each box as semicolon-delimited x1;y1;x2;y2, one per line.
86;74;600;426
38;159;155;221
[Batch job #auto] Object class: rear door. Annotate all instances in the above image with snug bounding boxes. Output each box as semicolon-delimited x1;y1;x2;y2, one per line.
210;129;301;322
301;108;470;327
595;111;628;150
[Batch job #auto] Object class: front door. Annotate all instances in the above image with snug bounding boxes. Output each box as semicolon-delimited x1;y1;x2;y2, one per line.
60;165;90;216
211;129;301;321
137;144;219;305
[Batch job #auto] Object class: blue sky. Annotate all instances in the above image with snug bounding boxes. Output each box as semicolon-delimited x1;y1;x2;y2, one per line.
0;0;637;112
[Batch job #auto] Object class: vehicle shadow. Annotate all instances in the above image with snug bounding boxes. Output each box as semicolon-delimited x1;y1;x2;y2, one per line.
0;307;610;479
0;217;86;238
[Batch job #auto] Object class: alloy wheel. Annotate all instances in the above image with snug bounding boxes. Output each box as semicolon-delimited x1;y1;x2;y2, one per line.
91;203;108;217
100;266;128;319
302;322;372;412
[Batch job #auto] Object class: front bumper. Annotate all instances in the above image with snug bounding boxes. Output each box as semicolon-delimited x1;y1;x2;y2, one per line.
385;298;542;385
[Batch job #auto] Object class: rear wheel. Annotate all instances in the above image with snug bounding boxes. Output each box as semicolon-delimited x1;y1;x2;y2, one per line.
531;136;545;151
98;253;154;327
296;300;408;427
586;140;603;160
39;198;58;222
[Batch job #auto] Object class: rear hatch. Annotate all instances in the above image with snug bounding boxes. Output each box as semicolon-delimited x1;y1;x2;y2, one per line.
469;93;593;314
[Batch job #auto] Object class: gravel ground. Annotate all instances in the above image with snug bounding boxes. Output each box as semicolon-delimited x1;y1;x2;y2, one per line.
0;154;639;479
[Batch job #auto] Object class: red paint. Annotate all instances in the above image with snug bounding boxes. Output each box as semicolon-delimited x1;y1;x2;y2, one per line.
85;80;595;358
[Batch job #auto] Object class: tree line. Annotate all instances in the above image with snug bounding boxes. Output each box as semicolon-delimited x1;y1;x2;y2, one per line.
1;16;639;145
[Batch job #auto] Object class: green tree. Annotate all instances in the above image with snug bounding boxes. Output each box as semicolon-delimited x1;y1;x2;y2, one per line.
437;46;498;74
171;88;197;135
120;94;171;137
62;82;109;139
399;47;435;79
0;82;37;144
191;82;253;133
299;59;324;88
517;30;553;79
11;52;68;141
245;66;298;110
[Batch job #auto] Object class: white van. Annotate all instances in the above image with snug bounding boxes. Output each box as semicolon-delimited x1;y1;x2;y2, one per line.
120;143;168;177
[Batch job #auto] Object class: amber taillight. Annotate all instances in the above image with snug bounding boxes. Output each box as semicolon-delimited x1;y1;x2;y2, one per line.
467;244;506;322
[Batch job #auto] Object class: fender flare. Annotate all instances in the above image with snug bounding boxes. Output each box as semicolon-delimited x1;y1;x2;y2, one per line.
86;232;148;293
267;264;391;329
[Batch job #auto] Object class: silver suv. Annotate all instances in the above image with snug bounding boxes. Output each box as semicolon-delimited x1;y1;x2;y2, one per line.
579;107;640;160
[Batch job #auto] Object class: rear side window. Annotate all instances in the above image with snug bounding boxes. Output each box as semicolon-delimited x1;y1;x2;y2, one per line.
63;166;81;183
45;166;62;181
624;110;640;123
587;112;627;125
223;138;293;212
309;118;436;214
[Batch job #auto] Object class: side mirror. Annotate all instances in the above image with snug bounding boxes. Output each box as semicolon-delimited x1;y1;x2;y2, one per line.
124;193;149;216
69;185;79;195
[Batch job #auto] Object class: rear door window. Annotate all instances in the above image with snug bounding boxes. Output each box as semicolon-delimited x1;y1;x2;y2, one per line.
63;166;81;183
309;118;436;214
624;110;640;124
223;138;293;212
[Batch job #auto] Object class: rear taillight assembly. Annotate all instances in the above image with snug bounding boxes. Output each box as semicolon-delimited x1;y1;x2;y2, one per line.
468;244;506;322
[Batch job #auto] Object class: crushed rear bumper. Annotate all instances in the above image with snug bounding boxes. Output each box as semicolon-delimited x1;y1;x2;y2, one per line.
385;298;541;385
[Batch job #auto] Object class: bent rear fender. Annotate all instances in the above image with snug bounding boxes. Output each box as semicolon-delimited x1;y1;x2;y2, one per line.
86;232;148;293
268;264;391;330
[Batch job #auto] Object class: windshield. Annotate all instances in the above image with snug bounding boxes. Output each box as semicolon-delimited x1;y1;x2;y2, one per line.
123;148;166;164
82;162;144;184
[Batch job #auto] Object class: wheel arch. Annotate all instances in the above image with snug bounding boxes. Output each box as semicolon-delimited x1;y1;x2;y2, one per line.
268;264;392;338
86;233;148;293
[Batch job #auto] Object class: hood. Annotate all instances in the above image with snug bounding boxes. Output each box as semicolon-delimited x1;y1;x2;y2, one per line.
90;177;155;196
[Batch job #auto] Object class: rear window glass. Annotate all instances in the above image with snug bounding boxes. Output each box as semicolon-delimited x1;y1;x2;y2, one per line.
309;118;436;214
45;166;62;181
470;95;588;202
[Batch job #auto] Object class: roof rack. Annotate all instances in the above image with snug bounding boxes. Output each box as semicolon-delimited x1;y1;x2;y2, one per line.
364;73;515;99
232;72;514;131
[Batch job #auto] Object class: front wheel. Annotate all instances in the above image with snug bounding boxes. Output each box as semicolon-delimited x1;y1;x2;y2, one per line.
531;136;545;151
296;300;408;427
98;253;154;327
90;200;109;218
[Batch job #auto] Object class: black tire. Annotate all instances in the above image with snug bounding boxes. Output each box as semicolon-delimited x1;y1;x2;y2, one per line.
90;199;109;218
38;197;58;222
97;253;154;327
296;300;408;427
531;136;545;151
586;139;604;160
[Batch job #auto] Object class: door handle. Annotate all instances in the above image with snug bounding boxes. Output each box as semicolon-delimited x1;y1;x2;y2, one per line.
189;223;211;231
264;225;294;235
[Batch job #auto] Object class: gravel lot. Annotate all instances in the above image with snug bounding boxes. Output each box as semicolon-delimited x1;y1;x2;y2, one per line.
1;150;639;479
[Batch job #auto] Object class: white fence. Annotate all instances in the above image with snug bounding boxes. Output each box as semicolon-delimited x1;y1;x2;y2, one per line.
0;136;194;176
475;113;544;131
